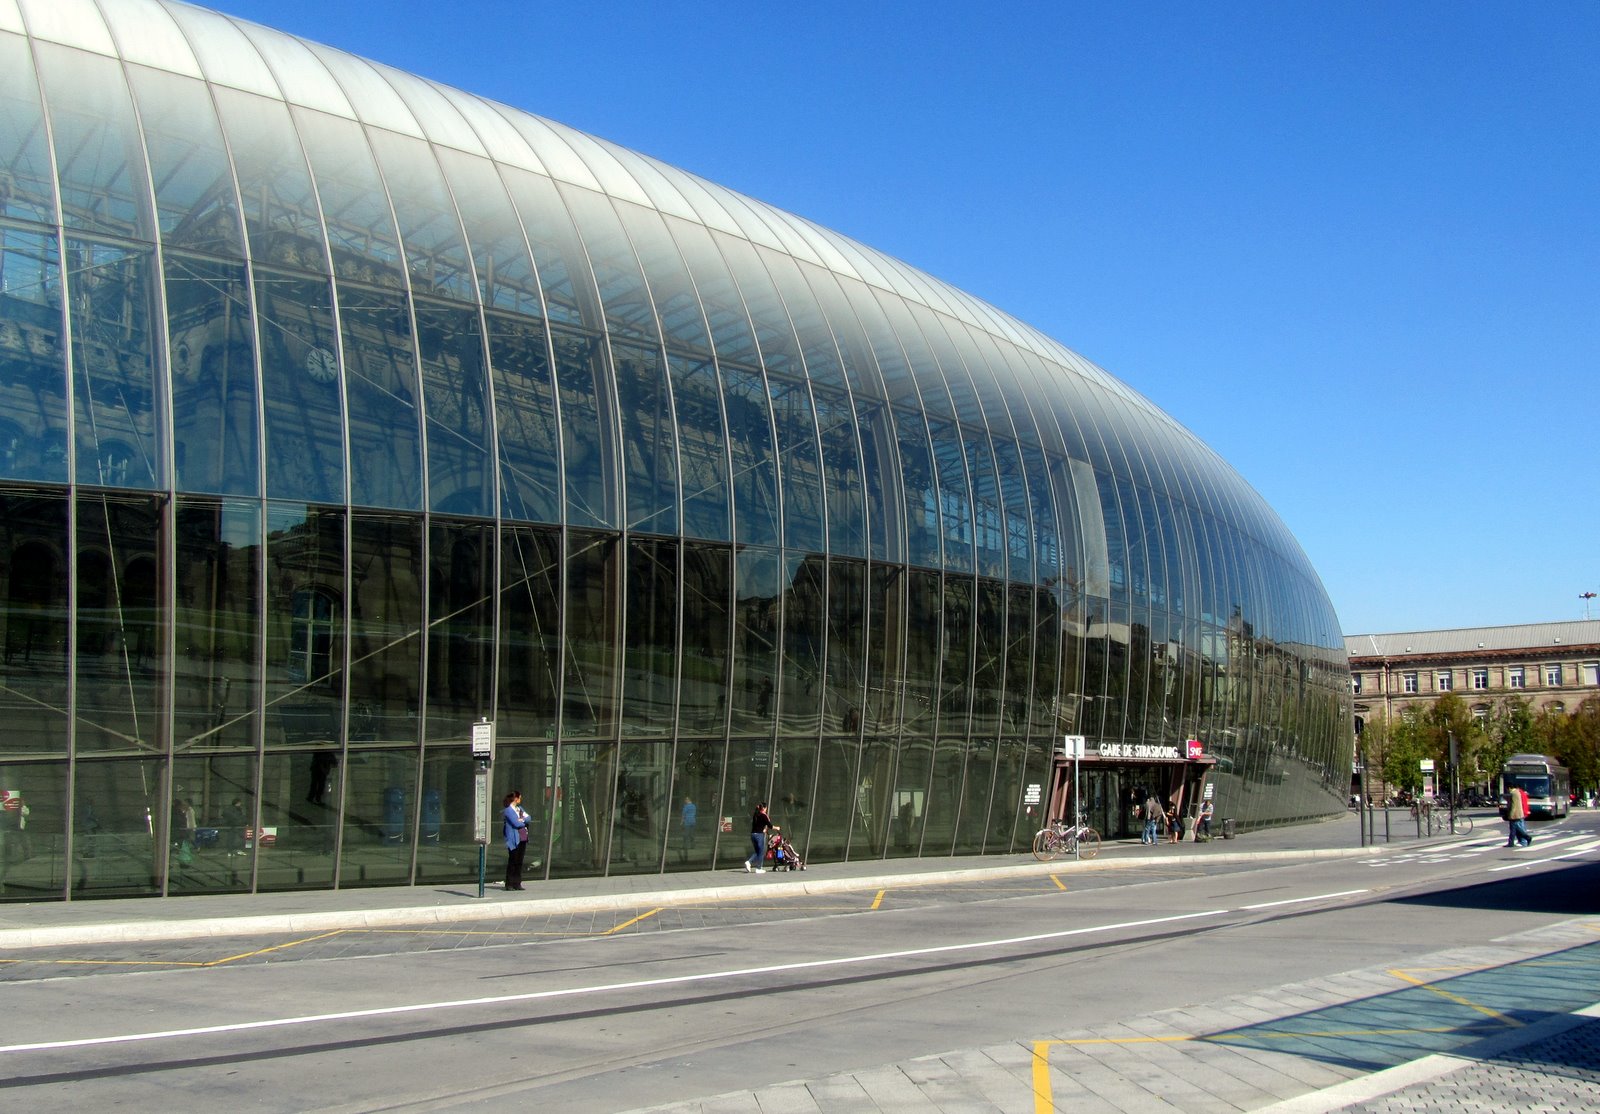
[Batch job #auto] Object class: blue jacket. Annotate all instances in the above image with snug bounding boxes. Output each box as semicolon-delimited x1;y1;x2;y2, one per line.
503;803;528;851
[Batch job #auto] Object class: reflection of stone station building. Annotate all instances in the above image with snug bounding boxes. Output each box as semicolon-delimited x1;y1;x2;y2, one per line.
0;0;1350;904
1347;621;1600;731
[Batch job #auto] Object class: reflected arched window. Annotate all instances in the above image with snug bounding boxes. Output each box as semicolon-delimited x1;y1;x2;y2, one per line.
290;587;338;686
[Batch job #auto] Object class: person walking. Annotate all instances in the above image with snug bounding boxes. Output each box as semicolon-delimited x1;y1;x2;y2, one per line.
503;790;530;889
1141;794;1163;845
745;802;772;873
1505;785;1532;848
679;796;697;862
1196;798;1214;841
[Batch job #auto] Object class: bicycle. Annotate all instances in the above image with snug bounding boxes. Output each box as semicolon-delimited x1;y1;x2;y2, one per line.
1411;801;1472;836
1032;818;1100;861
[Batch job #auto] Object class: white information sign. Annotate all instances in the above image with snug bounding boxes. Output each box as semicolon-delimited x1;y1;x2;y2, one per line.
1024;783;1043;804
1061;734;1086;758
471;719;495;760
1419;759;1435;772
472;766;492;845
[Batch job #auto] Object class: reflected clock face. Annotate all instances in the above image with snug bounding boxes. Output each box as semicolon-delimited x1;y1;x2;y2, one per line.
304;346;338;382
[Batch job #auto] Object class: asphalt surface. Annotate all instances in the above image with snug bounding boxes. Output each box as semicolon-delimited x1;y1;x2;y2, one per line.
2;808;1596;1112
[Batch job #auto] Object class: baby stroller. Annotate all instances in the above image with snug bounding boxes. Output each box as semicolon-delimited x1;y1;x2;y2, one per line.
765;828;806;872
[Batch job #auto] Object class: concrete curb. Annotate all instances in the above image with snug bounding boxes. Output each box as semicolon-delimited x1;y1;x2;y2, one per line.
0;844;1375;950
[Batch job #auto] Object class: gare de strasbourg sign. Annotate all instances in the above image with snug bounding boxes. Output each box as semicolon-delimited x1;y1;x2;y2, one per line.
1060;737;1207;762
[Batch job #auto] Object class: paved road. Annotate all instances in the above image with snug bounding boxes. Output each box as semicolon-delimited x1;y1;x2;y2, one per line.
0;810;1595;1111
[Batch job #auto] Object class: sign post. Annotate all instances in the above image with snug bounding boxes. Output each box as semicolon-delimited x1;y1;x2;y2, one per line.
472;719;495;898
1062;735;1086;859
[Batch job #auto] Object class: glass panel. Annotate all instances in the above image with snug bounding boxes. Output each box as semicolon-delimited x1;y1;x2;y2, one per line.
552;326;618;530
562;532;619;738
721;740;772;869
213;88;325;270
257;748;336;889
128;65;244;258
886;735;931;859
770;736;818;855
902;569;939;737
607;739;672;875
0;492;69;758
68;239;161;490
863;562;899;741
256;269;345;505
770;376;825;554
813;385;865;558
855;398;900;563
984;736;1032;854
73;756;161;897
338;748;418;888
166;254;259;496
435;149;540;316
732;546;780;737
75;493;165;755
36;43;153;239
669;350;731;542
667;737;721;871
173;498;260;752
805;735;857;863
826;559;866;736
0;760;64;900
0;227;68;484
366;129;475;302
347;512;422;746
264;503;344;750
968;433;1005;580
929;418;970;574
778;553;824;735
547;739;613;877
680;543;731;735
417;301;493;517
722;365;780;548
896;408;939;569
940;575;974;733
971;579;1005;739
339;283;423;510
293;108;402;289
486;311;560;524
496;525;560;744
622;538;677;738
611;338;679;535
426;518;494;743
851;734;895;858
0;32;58;223
167;753;256;894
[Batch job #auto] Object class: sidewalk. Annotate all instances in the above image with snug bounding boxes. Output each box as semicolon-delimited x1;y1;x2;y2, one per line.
0;810;1391;950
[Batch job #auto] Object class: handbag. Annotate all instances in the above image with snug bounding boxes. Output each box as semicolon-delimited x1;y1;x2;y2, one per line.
517;826;529;843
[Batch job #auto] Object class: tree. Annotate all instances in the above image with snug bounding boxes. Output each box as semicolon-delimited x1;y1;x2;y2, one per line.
1357;710;1398;803
1482;695;1535;791
1383;708;1429;795
1418;693;1485;792
1551;697;1600;796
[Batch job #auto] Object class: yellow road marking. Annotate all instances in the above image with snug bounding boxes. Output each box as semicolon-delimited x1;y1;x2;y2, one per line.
1048;874;1067;891
1387;967;1520;1026
870;890;885;911
602;909;661;935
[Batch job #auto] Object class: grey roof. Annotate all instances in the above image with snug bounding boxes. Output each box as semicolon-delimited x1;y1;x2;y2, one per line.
1346;621;1600;660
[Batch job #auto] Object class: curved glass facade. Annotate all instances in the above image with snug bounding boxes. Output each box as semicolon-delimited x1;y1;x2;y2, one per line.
0;0;1350;900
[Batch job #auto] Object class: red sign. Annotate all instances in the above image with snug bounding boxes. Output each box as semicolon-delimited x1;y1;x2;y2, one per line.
1185;739;1203;759
0;790;21;811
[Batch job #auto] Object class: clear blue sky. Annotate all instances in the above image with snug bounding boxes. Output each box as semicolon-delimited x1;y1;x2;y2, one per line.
211;0;1598;636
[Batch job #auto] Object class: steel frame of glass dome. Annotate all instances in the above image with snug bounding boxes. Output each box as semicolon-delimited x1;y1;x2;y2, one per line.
0;0;1350;901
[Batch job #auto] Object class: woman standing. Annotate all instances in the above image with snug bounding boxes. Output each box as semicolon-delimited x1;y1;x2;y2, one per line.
503;790;530;890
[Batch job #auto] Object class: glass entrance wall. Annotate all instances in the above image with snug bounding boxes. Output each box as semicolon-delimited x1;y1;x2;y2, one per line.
0;0;1351;901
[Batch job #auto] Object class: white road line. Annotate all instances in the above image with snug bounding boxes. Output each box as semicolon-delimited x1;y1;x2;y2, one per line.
1240;889;1369;910
0;908;1232;1056
1487;840;1600;872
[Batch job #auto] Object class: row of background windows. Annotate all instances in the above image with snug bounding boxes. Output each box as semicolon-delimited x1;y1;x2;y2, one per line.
1356;663;1599;695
